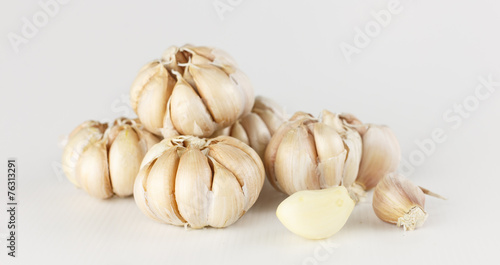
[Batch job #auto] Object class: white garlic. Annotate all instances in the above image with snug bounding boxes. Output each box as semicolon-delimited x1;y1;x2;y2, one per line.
264;110;362;195
134;135;265;228
356;124;400;191
372;173;427;231
130;45;254;138
276;186;355;239
62;118;160;199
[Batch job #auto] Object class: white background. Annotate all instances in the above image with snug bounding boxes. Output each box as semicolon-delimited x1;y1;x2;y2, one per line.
1;0;500;264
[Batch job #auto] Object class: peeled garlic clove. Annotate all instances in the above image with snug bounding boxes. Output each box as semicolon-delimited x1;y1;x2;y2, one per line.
276;186;355;240
356;125;401;190
108;127;144;197
75;140;113;199
373;173;427;231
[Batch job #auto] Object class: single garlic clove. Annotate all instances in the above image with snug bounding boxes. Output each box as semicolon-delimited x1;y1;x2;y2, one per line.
252;96;287;135
356;125;401;190
372;173;427;231
275;125;319;194
313;123;347;188
108;127;144;197
264;116;314;193
276;186;355;240
228;121;250;146
133;162;162;222
169;74;218;137
223;65;255;117
135;63;175;135
207;158;246;228
145;149;185;225
174;149;213;229
188;64;244;127
342;127;362;188
75;140;113;199
239;113;272;159
208;141;264;210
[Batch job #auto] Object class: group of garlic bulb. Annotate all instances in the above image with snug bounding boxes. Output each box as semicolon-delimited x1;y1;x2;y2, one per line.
62;44;440;233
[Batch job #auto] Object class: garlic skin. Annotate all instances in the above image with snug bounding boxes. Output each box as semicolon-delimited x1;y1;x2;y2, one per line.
356;124;400;191
264;110;362;195
276;186;355;240
62;118;160;199
372;173;427;231
134;135;265;228
212;96;287;159
130;45;254;138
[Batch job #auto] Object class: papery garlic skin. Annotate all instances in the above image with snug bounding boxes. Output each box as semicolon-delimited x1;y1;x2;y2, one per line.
130;44;254;138
276;186;355;240
372;173;427;231
134;135;265;229
356;125;400;191
212;96;287;159
264;110;362;195
62;118;160;199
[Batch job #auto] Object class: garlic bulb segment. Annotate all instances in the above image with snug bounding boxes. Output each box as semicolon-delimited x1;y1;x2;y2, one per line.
62;118;160;199
212;96;287;159
276;186;355;240
264;110;362;195
356;125;401;191
372;173;427;231
133;135;265;228
130;44;254;138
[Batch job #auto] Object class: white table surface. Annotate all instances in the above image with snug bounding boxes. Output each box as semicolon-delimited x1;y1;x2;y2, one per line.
1;0;499;264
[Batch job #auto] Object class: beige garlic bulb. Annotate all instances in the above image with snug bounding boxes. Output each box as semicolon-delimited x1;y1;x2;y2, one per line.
212;96;287;159
372;173;427;231
62;118;160;199
356;124;400;191
264;110;362;195
134;135;265;228
130;44;254;138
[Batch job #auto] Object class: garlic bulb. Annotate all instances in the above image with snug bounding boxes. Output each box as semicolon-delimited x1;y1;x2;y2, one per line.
134;135;265;228
356;124;400;190
264;110;362;195
372;173;427;231
212;96;287;159
130;44;254;138
62;118;160;199
276;185;355;239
